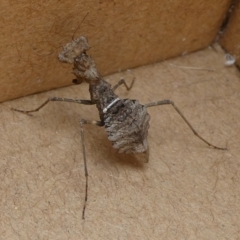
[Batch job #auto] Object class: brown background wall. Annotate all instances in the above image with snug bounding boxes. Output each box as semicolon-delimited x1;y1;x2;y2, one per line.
0;0;231;102
220;0;240;66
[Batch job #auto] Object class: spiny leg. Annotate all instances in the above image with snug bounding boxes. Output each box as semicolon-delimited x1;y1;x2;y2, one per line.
11;97;94;114
112;78;135;91
145;100;227;150
80;119;104;219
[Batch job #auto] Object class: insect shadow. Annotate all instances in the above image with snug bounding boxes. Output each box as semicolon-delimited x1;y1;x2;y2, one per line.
12;36;227;219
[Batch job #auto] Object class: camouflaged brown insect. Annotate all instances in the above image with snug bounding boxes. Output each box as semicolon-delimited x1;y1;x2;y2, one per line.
59;36;150;157
12;36;227;219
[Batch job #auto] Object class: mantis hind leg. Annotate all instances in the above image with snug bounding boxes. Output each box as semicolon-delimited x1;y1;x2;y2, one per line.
145;100;227;150
80;119;104;219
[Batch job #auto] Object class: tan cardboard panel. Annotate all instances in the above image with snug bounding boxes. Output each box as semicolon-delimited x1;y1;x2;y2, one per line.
220;1;240;67
1;44;240;239
0;0;231;102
